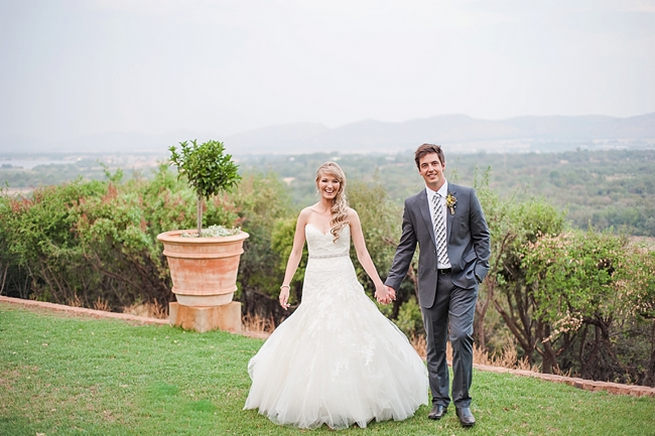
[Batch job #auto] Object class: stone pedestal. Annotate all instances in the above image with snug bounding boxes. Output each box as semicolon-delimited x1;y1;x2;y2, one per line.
169;301;242;333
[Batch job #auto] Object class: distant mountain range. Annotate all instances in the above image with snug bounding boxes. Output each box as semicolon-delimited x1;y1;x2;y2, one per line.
3;113;654;155
224;113;655;155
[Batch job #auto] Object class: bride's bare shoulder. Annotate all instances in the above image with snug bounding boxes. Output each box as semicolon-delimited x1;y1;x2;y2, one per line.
300;204;319;217
346;207;359;220
297;204;320;223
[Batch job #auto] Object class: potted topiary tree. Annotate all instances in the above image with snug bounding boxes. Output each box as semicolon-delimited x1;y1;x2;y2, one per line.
157;139;249;331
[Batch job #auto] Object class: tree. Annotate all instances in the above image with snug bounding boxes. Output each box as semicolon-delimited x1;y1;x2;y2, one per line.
168;139;241;235
603;241;655;385
523;230;624;376
489;199;565;372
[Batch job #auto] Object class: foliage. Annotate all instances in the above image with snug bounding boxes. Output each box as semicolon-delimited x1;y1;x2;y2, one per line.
168;139;241;235
522;230;655;383
347;180;408;311
233;172;295;311
485;197;566;372
0;179;107;306
472;171;514;353
73;179;172;309
524;230;627;336
395;297;423;337
0;166;240;311
169;139;240;201
236;149;655;237
472;165;568;357
270;217;306;305
476;187;655;384
475;174;647;379
3;149;655;235
2;156;655;386
192;224;241;237
620;246;655;320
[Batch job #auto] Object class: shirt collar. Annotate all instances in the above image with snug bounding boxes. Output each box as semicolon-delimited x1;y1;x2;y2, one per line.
426;180;449;198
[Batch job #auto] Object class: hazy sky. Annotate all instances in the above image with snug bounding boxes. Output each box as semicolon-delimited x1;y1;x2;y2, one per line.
1;0;654;144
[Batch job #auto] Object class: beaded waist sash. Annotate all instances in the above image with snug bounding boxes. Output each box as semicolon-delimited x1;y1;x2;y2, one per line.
308;252;349;259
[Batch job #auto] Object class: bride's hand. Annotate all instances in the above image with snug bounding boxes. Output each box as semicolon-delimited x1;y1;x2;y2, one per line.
279;285;290;310
375;283;395;305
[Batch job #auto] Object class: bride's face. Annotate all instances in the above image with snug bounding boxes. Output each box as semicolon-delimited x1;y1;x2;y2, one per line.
316;171;341;201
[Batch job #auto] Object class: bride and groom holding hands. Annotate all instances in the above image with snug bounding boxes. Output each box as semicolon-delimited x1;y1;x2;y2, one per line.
245;143;491;430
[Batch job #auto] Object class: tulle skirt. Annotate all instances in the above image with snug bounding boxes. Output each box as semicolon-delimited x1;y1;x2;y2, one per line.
244;256;428;429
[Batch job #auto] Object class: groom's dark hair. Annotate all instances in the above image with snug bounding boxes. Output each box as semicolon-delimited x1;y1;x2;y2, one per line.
414;143;445;169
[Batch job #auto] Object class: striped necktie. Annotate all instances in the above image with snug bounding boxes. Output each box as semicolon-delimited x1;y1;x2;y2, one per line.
432;193;450;265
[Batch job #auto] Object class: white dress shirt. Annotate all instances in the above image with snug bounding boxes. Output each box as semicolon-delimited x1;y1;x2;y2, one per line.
426;180;452;269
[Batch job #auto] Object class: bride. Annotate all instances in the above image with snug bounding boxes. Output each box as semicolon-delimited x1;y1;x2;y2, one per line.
244;161;428;429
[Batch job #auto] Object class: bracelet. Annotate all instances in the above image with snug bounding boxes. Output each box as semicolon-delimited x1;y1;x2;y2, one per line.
280;284;290;290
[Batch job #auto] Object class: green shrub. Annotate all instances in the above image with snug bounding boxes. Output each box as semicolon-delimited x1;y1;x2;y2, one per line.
395;298;423;337
0;165;244;310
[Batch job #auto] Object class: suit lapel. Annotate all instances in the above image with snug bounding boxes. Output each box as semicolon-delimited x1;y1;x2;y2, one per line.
417;189;437;249
446;185;457;242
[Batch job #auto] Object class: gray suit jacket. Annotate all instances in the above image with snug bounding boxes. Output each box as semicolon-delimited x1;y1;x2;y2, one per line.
385;183;491;308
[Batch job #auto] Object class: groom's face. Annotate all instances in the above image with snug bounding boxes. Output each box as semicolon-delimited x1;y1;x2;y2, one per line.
418;152;446;190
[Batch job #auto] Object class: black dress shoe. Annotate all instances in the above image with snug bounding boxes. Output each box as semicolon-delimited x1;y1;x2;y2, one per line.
427;404;447;420
456;407;475;427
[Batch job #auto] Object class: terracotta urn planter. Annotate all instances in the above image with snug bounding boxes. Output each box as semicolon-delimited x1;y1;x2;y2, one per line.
157;229;249;307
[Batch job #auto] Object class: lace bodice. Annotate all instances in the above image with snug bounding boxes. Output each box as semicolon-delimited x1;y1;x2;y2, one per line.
305;224;350;258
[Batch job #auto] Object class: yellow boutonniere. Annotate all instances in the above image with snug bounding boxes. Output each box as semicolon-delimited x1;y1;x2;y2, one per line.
446;193;457;215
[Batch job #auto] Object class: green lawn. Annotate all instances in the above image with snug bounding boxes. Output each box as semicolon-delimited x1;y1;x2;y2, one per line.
1;303;654;435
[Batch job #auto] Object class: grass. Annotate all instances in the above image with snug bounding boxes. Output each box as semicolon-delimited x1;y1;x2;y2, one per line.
1;303;654;436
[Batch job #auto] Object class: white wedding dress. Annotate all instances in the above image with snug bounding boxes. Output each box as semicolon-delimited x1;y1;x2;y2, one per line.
244;224;428;429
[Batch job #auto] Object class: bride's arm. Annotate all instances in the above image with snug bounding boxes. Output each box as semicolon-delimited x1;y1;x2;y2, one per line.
279;209;309;309
349;209;395;304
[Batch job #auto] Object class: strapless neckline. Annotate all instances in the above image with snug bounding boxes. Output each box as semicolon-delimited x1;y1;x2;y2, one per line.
306;223;348;236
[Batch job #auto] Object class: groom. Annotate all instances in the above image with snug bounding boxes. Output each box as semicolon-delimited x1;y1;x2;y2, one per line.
382;144;490;427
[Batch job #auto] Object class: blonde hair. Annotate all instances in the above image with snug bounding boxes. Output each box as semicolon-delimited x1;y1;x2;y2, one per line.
315;162;349;241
